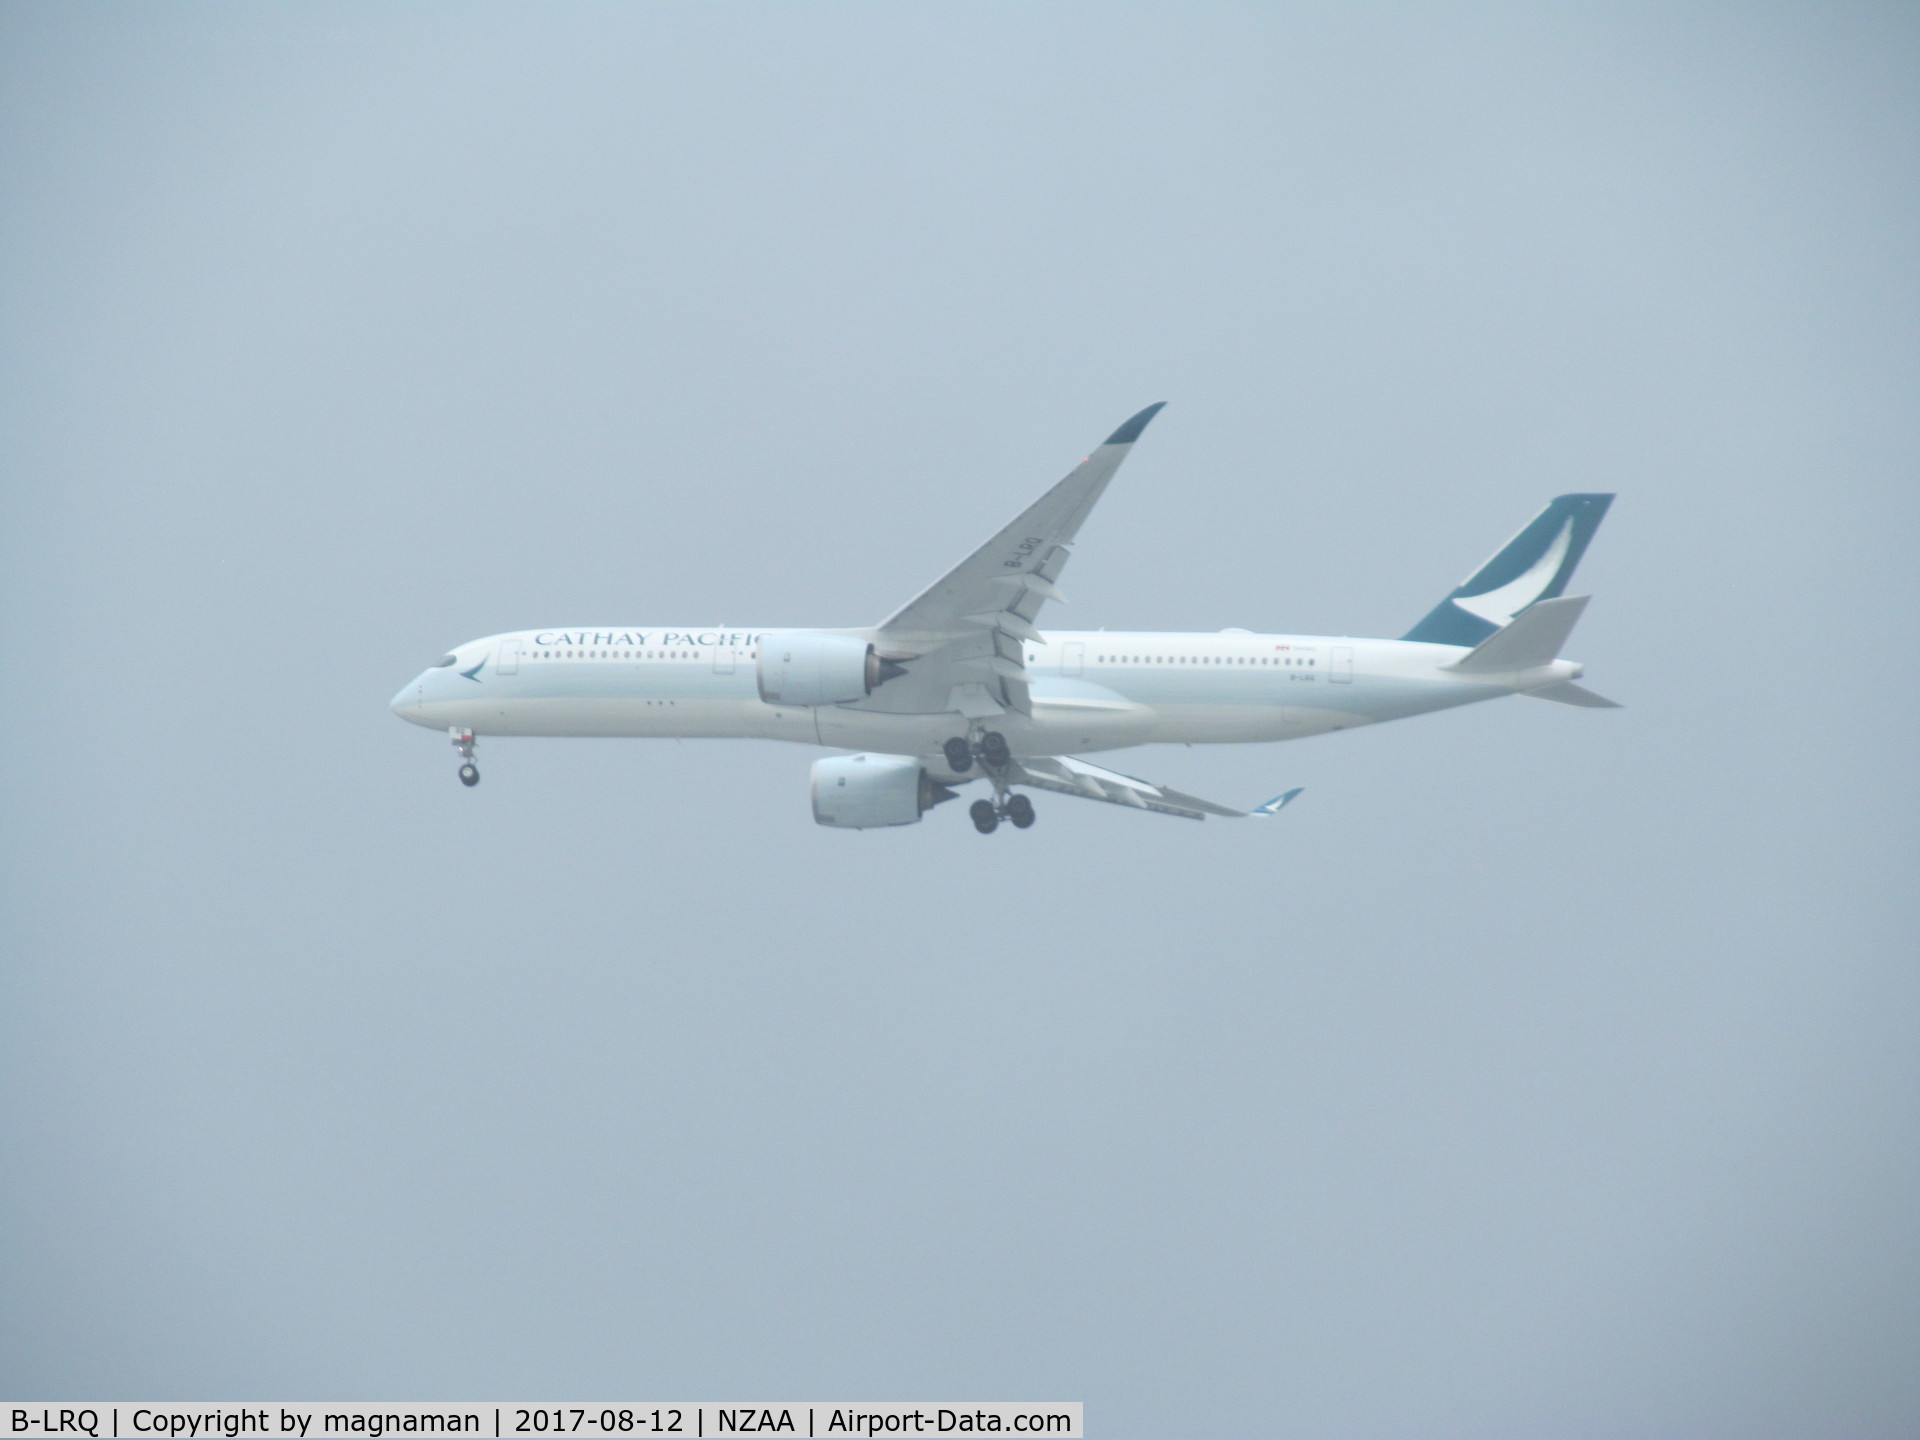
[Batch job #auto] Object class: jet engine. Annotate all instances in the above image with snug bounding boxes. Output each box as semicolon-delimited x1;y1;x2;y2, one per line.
811;753;957;829
758;633;906;707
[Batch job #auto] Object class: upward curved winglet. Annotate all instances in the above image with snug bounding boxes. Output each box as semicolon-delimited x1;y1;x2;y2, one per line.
1104;402;1167;446
1250;788;1304;817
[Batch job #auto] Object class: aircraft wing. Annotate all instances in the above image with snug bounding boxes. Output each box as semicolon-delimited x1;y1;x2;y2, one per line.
858;403;1165;717
1011;754;1302;823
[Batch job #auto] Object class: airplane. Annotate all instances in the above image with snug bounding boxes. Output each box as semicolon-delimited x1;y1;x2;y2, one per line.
390;403;1617;833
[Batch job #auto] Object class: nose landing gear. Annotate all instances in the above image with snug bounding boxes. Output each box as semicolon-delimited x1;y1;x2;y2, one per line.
451;728;479;786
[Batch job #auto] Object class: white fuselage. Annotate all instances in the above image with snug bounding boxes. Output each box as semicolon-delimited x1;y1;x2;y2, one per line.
390;625;1581;766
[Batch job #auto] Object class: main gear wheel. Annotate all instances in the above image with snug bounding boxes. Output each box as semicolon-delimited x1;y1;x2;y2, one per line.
976;731;1011;768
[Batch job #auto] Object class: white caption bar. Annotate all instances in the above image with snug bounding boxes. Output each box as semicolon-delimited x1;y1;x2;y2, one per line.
6;1407;1082;1440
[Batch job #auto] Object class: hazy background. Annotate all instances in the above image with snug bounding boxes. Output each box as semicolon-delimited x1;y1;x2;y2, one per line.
3;4;1916;1435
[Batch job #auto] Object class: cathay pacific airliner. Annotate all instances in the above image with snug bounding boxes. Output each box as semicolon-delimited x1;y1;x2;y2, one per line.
391;404;1617;832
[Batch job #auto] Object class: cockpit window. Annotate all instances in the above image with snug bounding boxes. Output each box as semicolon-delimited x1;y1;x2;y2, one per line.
432;653;459;668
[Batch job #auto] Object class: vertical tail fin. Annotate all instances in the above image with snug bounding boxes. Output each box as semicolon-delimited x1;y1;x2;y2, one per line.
1401;493;1614;647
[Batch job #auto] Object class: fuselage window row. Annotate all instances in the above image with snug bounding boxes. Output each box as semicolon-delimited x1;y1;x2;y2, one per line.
1089;654;1314;666
527;649;703;660
512;647;1318;667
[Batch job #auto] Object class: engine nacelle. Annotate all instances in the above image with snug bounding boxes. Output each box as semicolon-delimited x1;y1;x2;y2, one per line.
812;753;956;829
758;633;904;707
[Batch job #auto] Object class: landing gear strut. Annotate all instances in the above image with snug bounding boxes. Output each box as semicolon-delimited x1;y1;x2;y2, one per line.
451;728;479;787
952;728;1033;833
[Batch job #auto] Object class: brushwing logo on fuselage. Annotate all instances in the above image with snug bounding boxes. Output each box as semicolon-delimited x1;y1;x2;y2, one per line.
1451;517;1574;627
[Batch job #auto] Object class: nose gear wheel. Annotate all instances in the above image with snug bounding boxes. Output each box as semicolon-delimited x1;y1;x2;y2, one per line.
450;728;479;787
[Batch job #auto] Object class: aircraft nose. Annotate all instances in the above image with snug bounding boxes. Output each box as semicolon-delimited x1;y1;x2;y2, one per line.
390;678;426;723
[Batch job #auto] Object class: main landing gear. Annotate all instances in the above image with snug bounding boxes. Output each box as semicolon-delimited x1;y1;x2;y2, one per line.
944;729;1013;774
968;793;1035;834
950;729;1035;834
451;728;480;787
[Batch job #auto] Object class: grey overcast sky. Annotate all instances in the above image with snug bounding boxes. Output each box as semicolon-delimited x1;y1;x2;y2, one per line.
2;4;1916;1435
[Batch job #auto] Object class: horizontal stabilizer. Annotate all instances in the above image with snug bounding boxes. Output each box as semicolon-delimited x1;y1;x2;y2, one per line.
1520;680;1622;708
1446;595;1589;673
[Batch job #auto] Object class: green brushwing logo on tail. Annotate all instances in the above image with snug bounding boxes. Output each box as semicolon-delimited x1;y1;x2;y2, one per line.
1401;493;1614;648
